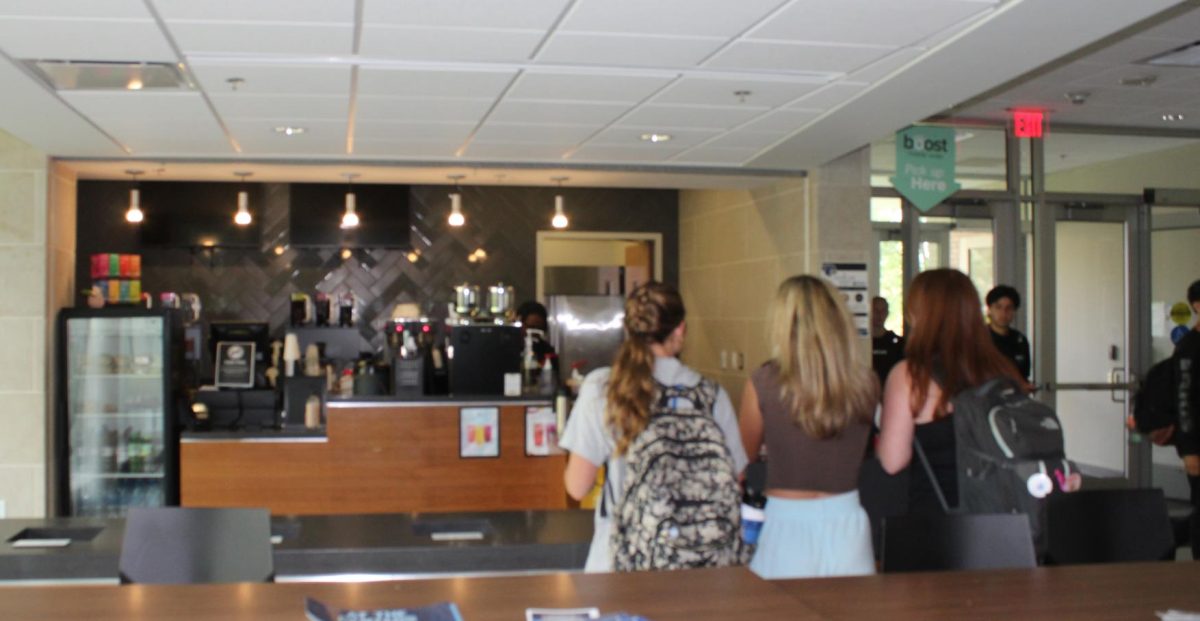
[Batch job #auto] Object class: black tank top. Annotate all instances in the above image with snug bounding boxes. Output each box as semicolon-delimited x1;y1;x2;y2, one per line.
909;416;957;515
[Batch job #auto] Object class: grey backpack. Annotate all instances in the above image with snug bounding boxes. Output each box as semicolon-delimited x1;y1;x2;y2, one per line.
610;379;744;571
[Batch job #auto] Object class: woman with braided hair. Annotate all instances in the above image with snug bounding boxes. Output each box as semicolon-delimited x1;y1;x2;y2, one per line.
560;282;748;572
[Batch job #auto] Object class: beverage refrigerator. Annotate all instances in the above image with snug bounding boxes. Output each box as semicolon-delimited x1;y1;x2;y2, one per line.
55;308;182;517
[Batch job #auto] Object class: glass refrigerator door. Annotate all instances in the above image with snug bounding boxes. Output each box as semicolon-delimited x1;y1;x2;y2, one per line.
66;316;166;516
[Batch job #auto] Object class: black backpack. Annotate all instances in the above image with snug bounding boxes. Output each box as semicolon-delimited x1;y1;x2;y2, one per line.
1133;357;1180;434
609;379;744;571
915;377;1076;552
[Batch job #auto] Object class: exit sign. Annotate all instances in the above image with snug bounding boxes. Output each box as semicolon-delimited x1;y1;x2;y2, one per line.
1013;110;1045;138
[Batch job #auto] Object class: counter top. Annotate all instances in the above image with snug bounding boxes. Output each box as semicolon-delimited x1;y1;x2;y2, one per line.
328;395;554;406
0;509;592;583
181;428;328;442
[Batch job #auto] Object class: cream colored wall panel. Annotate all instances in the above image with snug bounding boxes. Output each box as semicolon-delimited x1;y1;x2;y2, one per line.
679;218;697;269
0;465;44;518
680;188;754;220
0;172;40;245
0;392;45;464
0;132;47;170
706;208;749;266
681;267;723;325
745;319;772;373
0;318;37;392
0;247;46;316
719;260;775;320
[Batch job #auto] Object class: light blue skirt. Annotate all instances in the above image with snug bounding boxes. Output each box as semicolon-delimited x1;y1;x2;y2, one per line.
748;491;876;580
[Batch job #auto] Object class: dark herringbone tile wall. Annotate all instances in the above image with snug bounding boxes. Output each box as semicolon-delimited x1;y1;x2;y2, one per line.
76;181;677;351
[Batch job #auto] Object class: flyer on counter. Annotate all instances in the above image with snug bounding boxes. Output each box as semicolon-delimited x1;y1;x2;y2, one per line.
525;406;563;457
305;597;463;621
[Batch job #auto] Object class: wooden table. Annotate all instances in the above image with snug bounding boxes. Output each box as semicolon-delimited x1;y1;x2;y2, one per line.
0;567;820;621
775;562;1200;620
4;563;1199;620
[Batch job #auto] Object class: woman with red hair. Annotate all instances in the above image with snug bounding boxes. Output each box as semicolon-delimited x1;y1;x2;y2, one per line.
877;269;1027;514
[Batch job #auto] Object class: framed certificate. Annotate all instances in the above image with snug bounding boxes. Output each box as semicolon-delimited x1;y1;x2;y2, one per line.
460;407;500;458
524;405;563;457
214;341;256;388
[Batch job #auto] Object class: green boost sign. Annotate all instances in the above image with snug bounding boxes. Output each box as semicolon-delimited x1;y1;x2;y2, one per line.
891;126;961;212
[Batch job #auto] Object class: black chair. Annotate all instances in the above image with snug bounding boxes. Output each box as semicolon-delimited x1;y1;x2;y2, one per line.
1044;488;1175;565
119;507;274;584
882;513;1037;573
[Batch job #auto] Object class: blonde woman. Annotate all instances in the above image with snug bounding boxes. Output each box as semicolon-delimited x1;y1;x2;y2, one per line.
560;282;748;572
739;275;879;579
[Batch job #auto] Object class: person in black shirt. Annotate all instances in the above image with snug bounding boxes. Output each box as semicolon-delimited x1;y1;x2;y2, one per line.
871;296;904;387
1167;279;1200;559
516;300;558;368
985;285;1031;381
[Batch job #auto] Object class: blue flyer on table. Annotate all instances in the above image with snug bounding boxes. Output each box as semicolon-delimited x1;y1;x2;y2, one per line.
305;597;465;621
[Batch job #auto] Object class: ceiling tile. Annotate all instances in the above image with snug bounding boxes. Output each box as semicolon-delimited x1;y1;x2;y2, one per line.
589;126;720;148
619;104;764;130
356;97;493;122
360;26;542;62
652;76;823;107
62;92;231;153
509;72;675;103
0;18;175;61
364;0;570;30
229;119;346;154
0;0;150;19
749;0;994;47
462;142;569;160
489;100;630;125
1083;35;1184;64
357;68;517;98
154;0;355;23
1135;7;1200;42
472;123;599;145
847;48;926;84
569;144;687;162
169;22;353;55
560;0;787;37
536;33;723;68
354;121;476;143
705;40;893;74
190;64;351;96
702;131;786;150
787;82;869;110
670;146;759;165
353;140;460;158
210;94;348;120
739;109;821;133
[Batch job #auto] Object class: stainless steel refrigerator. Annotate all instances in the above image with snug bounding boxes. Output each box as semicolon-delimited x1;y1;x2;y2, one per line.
56;308;181;517
547;295;626;380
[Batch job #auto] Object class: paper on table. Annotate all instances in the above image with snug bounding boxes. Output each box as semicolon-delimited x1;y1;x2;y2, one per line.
11;539;71;548
1158;610;1200;621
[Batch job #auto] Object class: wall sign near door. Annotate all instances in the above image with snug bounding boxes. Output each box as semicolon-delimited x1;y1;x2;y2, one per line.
822;262;870;337
460;407;500;458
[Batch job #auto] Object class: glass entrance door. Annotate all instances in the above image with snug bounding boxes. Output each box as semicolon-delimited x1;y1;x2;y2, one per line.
1046;202;1141;480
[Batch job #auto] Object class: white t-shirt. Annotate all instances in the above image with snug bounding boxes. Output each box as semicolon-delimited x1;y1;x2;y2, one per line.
558;356;748;572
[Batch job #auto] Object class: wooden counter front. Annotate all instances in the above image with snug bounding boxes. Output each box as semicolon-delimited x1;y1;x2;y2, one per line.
181;402;568;515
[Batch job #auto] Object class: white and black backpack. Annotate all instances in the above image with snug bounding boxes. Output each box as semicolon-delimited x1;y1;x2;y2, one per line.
608;379;744;571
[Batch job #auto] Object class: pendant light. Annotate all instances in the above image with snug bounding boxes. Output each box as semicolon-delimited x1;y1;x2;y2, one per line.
340;172;360;229
125;169;144;224
233;171;252;226
551;176;569;229
447;174;465;227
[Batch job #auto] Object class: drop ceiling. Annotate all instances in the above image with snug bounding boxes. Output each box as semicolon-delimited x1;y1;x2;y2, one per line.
0;0;1188;187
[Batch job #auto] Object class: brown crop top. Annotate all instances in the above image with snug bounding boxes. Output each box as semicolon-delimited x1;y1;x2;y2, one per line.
751;362;871;493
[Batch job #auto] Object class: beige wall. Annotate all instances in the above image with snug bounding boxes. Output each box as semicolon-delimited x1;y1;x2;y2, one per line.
1047;141;1200;194
678;147;872;407
0;130;49;518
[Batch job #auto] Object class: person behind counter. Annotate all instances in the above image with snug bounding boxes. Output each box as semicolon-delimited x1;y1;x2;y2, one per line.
871;296;904;388
559;282;748;572
517;301;557;365
739;276;878;579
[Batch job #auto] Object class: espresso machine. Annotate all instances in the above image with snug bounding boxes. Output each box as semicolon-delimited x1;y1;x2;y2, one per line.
386;317;449;397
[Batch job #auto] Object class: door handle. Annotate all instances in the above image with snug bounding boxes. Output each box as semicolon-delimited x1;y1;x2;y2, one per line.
1111;368;1126;403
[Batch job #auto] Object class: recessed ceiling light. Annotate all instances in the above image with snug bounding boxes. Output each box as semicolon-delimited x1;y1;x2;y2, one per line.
1119;75;1157;87
640;133;672;143
1163;113;1185;122
954;130;975;143
734;90;752;103
26;60;187;91
1064;91;1090;105
274;126;306;136
1145;41;1200;67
